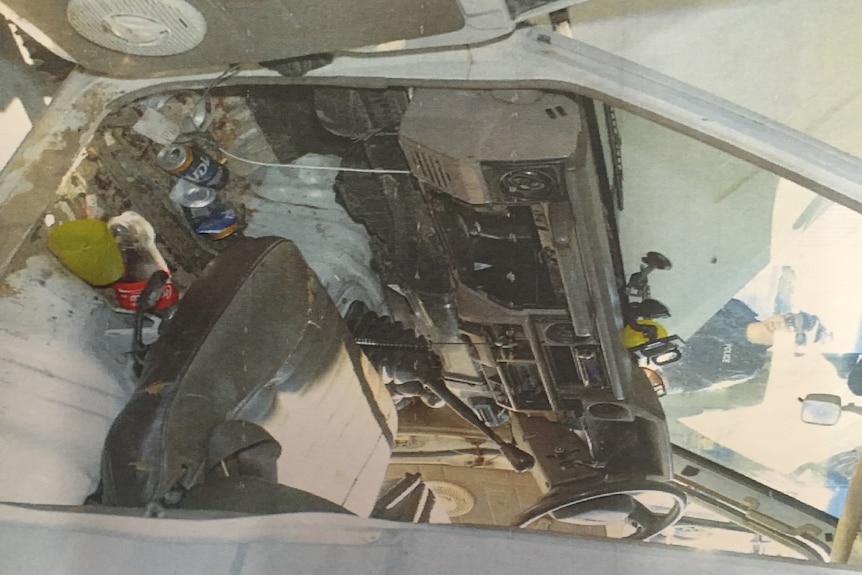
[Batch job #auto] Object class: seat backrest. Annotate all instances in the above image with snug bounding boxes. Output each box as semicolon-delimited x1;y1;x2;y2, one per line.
101;237;397;515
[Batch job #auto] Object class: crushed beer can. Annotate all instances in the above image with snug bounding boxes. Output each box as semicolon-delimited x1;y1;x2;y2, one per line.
157;144;229;190
183;199;238;239
170;179;238;239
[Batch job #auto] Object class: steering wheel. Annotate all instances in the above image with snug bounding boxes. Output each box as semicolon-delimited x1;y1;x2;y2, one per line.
514;478;686;541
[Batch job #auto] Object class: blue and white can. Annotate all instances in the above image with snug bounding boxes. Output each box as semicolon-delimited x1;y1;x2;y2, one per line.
157;144;229;190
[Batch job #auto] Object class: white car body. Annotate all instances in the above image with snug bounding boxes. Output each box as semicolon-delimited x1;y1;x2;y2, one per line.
0;2;860;572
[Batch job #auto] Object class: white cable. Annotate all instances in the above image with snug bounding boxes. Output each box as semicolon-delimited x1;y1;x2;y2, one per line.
219;147;412;175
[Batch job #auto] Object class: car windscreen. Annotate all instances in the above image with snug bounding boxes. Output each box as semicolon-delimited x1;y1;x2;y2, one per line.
612;106;862;519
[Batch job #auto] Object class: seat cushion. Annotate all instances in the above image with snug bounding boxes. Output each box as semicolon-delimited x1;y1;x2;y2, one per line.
0;256;135;505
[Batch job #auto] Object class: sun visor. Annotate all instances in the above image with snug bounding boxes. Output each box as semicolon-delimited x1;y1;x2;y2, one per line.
1;0;465;77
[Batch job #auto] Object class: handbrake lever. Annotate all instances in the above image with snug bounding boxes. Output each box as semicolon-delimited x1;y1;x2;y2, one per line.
347;301;535;472
420;376;535;472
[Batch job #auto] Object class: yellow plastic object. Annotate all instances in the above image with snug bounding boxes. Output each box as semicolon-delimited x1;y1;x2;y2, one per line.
47;219;124;286
621;319;669;349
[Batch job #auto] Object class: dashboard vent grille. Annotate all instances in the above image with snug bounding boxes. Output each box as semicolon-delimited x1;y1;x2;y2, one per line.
408;149;453;191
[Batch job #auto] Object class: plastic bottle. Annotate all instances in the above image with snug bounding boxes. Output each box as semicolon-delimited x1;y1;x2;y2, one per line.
108;211;179;312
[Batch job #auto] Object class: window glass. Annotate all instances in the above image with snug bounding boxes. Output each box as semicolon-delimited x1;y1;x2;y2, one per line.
615;108;862;518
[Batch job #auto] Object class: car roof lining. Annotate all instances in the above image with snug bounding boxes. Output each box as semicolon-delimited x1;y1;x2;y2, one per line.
2;0;465;77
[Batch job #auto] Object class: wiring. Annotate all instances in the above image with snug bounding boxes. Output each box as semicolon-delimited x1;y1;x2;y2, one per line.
154;65;413;176
218;147;412;175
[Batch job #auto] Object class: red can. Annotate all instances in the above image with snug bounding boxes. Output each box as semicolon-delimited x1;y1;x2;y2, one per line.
113;277;179;312
109;212;180;312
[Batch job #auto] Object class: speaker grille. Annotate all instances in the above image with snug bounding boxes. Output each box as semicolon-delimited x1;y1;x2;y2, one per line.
67;0;206;56
481;160;566;203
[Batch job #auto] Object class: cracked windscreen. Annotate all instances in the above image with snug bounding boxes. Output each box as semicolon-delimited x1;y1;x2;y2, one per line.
612;107;862;520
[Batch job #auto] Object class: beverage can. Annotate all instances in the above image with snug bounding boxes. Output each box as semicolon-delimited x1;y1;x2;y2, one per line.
170;179;217;208
183;199;238;240
113;278;179;311
108;212;180;311
157;144;229;190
